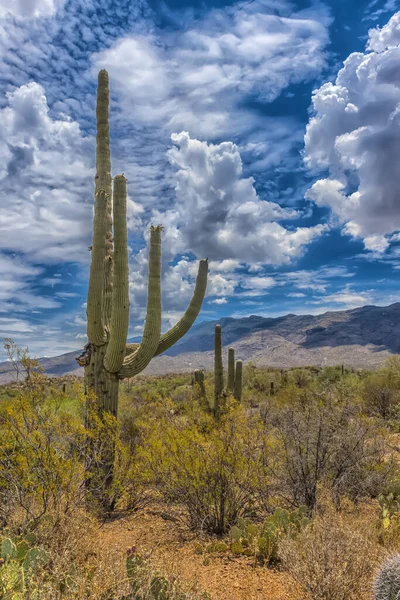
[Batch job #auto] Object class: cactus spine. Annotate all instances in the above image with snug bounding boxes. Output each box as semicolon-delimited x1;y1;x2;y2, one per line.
79;70;208;503
373;554;400;599
234;360;243;402
214;325;224;417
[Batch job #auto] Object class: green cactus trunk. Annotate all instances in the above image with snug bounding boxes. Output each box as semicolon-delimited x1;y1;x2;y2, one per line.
227;347;235;393
214;325;224;418
234;360;243;402
194;369;206;398
79;70;208;510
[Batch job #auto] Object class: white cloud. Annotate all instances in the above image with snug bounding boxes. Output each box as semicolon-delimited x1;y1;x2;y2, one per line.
305;11;400;253
93;0;329;139
0;0;63;19
0;252;60;312
0;82;94;263
282;265;354;293
240;275;277;297
208;297;228;305
153;132;327;265
312;285;373;309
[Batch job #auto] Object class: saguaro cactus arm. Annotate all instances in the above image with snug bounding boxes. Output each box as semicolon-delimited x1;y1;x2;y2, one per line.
154;258;208;357
118;225;163;379
104;175;130;373
96;69;113;326
95;70;112;196
125;343;139;356
87;189;108;346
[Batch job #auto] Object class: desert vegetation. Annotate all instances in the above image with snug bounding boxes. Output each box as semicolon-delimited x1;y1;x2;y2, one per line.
1;69;400;600
2;348;400;598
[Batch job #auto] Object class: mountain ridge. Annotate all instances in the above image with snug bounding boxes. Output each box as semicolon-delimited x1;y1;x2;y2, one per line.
1;302;399;383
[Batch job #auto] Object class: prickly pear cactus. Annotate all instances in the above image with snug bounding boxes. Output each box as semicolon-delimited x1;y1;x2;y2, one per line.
0;536;50;600
373;554;400;600
228;506;309;565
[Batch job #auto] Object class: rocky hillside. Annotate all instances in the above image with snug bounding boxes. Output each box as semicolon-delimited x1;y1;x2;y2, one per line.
1;303;400;383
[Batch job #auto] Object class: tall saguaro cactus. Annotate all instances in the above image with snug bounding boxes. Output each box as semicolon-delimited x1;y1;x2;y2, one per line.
78;70;208;503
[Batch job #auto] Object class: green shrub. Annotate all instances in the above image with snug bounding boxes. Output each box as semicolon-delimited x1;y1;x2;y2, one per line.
141;406;260;534
264;387;392;511
280;516;381;600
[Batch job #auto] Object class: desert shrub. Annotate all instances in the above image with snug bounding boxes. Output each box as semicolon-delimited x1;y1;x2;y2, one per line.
114;548;210;600
286;368;313;388
142;405;260;534
363;358;400;420
244;365;281;395
111;437;149;512
0;386;87;526
263;387;392;511
0;512;209;600
318;366;343;384
280;516;382;600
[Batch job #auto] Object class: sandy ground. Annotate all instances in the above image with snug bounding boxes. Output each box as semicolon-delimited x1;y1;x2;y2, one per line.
99;503;304;600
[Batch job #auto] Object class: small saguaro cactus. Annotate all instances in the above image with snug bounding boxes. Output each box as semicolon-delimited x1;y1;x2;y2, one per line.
234;360;243;402
211;326;243;413
78;69;208;504
227;347;235;393
193;369;206;397
373;553;400;599
214;325;224;417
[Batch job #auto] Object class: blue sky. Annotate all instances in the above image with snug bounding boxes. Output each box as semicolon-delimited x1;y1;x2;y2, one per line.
1;0;400;358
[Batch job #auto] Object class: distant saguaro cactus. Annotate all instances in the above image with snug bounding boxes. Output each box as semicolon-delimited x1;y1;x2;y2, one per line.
234;360;243;402
227;347;235;393
193;369;206;398
212;326;243;414
214;325;224;417
373;554;400;600
77;70;208;505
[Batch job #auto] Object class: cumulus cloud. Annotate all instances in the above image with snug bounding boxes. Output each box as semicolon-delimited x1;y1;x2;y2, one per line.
0;82;94;263
305;11;400;253
93;0;329;139
152;132;327;265
0;0;63;19
208;297;228;305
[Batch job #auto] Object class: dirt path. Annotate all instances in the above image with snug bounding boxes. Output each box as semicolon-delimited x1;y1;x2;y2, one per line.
99;505;303;600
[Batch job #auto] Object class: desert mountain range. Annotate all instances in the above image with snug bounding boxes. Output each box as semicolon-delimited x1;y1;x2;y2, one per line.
1;303;399;384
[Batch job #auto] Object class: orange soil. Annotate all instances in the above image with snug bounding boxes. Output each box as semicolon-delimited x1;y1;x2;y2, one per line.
99;504;304;600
